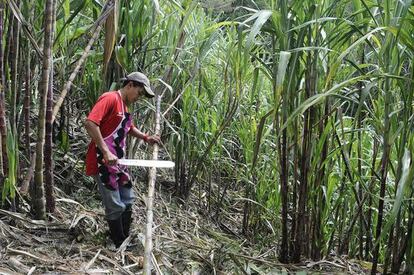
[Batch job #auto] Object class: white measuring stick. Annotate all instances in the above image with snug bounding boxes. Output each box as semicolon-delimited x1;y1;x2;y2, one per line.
118;159;175;168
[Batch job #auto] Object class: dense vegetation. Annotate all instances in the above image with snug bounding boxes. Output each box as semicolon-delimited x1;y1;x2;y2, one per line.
0;0;413;274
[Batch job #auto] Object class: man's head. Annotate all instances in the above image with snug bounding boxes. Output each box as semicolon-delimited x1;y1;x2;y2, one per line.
120;72;155;104
121;81;145;104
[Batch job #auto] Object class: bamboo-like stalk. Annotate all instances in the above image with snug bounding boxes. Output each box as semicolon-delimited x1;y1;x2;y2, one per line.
44;0;56;213
371;8;396;267
311;100;330;261
44;64;55;212
390;59;414;273
8;0;42;57
394;210;414;272
51;0;114;123
365;139;379;259
292;29;317;262
0;1;6;177
19;152;36;194
23;46;31;157
357;51;365;260
9;0;20;137
275;46;291;263
23;0;34;160
143;94;161;275
371;80;391;275
51;25;103;123
33;0;55;219
3;3;12;93
102;0;118;83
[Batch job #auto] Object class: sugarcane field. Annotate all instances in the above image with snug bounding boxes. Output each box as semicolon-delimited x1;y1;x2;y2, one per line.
0;0;414;274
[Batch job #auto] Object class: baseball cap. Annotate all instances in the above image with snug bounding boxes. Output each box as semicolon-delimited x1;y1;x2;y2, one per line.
120;72;155;98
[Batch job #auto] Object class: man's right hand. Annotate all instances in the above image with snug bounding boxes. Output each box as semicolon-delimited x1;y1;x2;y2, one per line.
103;151;118;166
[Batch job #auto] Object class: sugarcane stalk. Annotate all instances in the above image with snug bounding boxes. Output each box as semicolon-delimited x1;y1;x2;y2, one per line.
0;1;6;177
51;24;102;124
20;3;112;198
143;94;162;274
33;0;55;220
9;0;20;137
45;65;55;213
52;0;115;123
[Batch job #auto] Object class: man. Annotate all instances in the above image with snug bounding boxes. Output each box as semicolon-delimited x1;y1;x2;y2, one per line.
85;72;160;247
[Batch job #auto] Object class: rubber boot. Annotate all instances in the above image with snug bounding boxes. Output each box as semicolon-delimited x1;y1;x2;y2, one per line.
107;216;126;248
122;204;133;237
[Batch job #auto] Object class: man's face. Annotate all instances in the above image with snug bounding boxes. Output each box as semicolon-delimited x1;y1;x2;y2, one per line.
127;83;145;104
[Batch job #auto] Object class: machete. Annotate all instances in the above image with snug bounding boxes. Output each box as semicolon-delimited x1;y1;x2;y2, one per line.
118;159;175;168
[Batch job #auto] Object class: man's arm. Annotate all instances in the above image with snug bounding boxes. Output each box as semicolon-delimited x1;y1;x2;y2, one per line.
128;127;160;145
85;120;118;165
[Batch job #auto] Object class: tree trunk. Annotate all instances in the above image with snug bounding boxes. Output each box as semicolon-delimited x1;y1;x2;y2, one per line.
33;0;55;219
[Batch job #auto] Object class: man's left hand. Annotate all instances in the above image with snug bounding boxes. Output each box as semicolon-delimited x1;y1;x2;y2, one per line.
145;135;161;145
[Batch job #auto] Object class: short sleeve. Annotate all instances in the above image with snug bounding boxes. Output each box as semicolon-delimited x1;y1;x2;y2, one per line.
87;94;114;126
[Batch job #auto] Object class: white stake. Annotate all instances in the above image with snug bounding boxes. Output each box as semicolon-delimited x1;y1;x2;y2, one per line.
143;94;162;274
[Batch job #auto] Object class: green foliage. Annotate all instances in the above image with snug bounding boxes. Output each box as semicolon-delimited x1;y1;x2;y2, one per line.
6;0;414;269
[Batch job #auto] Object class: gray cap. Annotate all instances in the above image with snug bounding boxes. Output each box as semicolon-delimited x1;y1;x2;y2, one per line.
121;72;155;98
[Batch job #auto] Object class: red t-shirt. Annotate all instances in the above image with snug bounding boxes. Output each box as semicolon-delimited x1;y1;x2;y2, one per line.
85;91;133;175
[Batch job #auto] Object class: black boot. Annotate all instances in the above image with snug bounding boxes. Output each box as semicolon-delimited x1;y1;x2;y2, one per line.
122;204;133;237
107;216;126;248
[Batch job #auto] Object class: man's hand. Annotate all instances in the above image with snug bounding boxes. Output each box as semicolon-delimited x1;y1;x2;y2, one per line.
128;127;160;145
103;150;118;165
145;135;161;145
